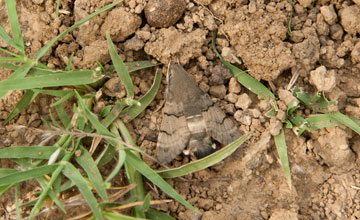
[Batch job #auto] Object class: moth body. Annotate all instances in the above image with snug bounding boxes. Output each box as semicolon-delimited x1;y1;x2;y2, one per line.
157;62;241;164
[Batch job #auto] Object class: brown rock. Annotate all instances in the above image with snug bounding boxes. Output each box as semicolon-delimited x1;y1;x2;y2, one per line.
144;0;186;28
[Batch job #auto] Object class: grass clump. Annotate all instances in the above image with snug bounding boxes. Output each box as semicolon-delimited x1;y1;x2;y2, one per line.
0;1;249;219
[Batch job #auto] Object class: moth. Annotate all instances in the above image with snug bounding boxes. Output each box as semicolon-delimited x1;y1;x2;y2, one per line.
157;62;242;164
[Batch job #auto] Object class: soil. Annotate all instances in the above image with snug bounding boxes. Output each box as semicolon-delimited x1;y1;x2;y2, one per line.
1;0;360;219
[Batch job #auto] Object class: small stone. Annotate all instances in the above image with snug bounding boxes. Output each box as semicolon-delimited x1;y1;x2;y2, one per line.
144;0;186;28
278;89;299;106
198;198;214;210
101;8;141;42
269;118;282;136
339;6;360;34
351;41;360;63
103;78;126;98
225;93;238;103
228;77;241;94
124;36;144;51
139;81;150;94
209;65;232;85
309;66;336;92
249;108;261;118
298;0;313;8
209;85;226;99
194;0;212;5
320;5;337;25
235;93;252;110
234;111;252;126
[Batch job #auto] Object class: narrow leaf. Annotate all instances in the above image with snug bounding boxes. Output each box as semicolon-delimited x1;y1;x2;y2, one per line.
126;151;201;214
106;33;134;98
274;129;291;188
158;134;249;178
63;162;103;220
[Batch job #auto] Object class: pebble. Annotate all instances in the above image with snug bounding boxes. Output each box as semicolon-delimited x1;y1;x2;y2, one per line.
269;118;282;136
320;5;337;25
209;85;226;99
144;0;186;28
103;78;126;98
228;77;241;94
309;66;336;92
234;110;252;126
235;93;252;110
225;93;238;103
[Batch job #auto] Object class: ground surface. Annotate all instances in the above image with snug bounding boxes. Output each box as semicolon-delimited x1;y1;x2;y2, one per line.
1;0;360;219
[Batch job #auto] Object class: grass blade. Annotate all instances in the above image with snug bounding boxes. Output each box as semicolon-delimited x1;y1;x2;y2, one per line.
0;70;102;92
274;128;291;188
105;147;126;182
158;134;249;178
5;89;39;123
0;165;58;187
146;208;176;220
125;151;201;214
55;104;71;129
63;162;103;220
35;1;123;61
121;71;162;120
328;111;360;135
103;211;148;220
106;33;134;98
75;146;108;201
0;26;23;53
211;32;276;103
0;63;32;98
0;146;61;159
5;0;25;55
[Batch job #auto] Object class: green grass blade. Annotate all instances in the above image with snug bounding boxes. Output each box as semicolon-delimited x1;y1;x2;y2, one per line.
75;91;117;139
5;0;25;55
125;151;201;214
0;47;21;57
121;71;162;120
50;91;75;107
63;162;103;220
0;146;61;159
0;70;102;92
126;61;157;73
33;89;75;97
0;168;18;177
328;111;360;135
115;121;145;218
274;128;291;188
106;33;134;98
0;63;32;98
103;211;148;220
75;146;108;201
101;102;124;128
29;165;65;219
0;62;18;70
158;134;249;178
55;104;71;129
211;32;276;103
0;165;58;187
96;145;117;167
5;89;39;123
0;25;23;53
65;52;74;71
141;193;151;212
35;1;122;61
56;0;61;17
146;208;176;220
105;148;126;182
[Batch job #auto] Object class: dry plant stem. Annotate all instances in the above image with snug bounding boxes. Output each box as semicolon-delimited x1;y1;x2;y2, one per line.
110;199;173;212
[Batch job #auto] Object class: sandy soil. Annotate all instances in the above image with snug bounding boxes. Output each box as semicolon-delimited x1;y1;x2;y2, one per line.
1;0;360;219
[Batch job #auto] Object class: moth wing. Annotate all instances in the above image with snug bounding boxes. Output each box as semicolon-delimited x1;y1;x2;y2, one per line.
157;114;191;164
203;105;242;145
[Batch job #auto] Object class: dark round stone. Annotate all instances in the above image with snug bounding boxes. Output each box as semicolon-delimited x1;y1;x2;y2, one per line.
144;0;186;28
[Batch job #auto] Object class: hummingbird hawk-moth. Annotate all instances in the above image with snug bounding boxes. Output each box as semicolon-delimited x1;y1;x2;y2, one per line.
156;62;241;164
